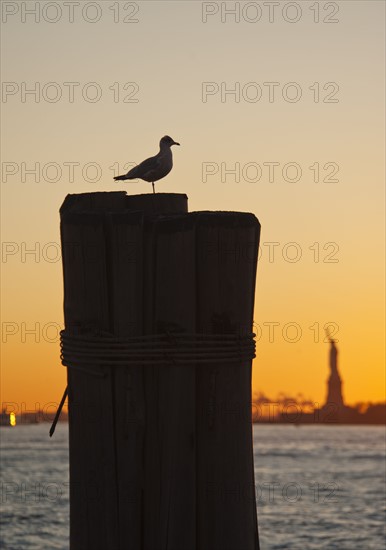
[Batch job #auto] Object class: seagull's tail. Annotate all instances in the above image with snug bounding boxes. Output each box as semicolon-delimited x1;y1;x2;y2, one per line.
113;174;128;181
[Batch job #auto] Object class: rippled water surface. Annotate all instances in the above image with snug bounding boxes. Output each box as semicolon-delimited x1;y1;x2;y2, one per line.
1;424;385;549
254;425;386;549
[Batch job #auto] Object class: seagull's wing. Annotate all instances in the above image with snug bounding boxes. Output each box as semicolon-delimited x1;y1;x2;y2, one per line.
125;154;161;181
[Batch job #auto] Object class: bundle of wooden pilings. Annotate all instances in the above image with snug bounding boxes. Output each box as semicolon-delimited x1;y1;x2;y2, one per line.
59;192;261;550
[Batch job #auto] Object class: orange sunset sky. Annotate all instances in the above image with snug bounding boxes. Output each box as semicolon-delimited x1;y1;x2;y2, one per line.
1;1;385;410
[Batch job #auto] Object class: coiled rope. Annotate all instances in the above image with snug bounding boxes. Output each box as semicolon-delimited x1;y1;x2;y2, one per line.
49;329;256;437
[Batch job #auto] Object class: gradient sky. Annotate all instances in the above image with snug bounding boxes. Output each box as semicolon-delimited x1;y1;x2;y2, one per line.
1;1;385;410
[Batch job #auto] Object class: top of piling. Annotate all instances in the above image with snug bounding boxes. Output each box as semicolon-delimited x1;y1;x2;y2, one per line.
126;193;188;215
60;192;188;216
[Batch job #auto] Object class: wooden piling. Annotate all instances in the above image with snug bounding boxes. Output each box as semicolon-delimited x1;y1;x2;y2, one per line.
59;192;260;549
195;213;260;550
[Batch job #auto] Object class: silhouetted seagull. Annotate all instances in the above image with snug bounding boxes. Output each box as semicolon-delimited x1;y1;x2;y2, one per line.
114;135;180;193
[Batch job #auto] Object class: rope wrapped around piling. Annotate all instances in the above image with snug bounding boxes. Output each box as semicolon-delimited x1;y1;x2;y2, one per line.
60;329;256;372
50;329;256;437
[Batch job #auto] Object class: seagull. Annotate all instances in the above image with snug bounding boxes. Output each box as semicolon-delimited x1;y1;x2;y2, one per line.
114;135;180;193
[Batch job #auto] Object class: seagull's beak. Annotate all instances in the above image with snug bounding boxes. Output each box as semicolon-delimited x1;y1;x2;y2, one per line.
172;141;180;146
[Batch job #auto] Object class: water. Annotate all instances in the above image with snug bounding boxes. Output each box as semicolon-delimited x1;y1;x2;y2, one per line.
0;424;69;550
254;425;386;550
0;424;385;549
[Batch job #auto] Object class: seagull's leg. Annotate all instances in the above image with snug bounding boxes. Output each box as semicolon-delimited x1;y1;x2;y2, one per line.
152;182;155;194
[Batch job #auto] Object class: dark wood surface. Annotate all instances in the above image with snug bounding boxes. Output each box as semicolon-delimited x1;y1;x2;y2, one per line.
195;213;260;550
60;192;260;549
